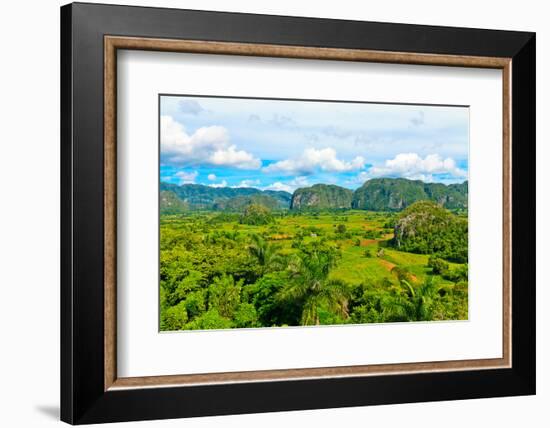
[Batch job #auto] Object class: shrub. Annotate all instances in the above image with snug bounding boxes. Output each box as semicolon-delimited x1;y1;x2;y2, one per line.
233;303;259;328
185;309;233;330
239;204;274;225
393;201;468;263
443;264;469;282
249;272;301;326
336;224;347;234
364;229;381;239
208;274;242;318
391;266;413;283
427;256;450;275
160;301;188;330
183;290;206;319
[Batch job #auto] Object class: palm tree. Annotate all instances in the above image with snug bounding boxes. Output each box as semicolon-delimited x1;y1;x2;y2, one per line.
390;266;413;284
383;276;445;322
279;247;350;326
247;234;283;274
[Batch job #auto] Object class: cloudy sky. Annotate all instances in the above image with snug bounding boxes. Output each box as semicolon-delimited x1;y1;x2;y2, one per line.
160;95;469;193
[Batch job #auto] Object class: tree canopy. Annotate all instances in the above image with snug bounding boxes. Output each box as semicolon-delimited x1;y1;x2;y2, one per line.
393;201;468;262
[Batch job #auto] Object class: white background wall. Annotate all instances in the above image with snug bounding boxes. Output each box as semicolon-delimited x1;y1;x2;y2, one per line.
0;0;546;426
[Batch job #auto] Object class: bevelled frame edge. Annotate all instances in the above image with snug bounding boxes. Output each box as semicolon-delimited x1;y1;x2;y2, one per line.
60;3;74;424
103;35;512;391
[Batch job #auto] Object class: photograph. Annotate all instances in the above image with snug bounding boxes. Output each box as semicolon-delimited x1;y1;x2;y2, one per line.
159;95;469;331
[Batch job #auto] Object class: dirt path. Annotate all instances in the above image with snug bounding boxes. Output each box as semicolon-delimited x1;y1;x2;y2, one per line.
360;239;378;246
379;259;418;282
379;259;396;271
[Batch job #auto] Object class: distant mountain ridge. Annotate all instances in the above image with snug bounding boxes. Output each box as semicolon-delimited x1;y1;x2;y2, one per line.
160;178;468;214
352;178;468;211
160;182;292;213
291;184;353;210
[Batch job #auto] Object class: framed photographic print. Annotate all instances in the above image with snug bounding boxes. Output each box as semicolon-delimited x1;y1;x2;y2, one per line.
60;2;536;424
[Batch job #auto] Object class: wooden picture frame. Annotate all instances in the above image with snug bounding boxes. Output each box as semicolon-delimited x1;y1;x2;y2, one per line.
61;2;535;424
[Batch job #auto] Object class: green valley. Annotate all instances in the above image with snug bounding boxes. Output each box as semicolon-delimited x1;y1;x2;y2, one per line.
160;178;469;331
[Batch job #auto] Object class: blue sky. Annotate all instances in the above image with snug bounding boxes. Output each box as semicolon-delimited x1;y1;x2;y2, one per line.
160;95;469;193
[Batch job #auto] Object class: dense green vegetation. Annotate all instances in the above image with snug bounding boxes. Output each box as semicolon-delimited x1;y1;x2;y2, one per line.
352;178;468;211
291;184;353;210
160;190;188;215
160;178;467;214
160;195;469;331
215;194;282;212
239;204;274;225
160;181;292;212
393;201;468;263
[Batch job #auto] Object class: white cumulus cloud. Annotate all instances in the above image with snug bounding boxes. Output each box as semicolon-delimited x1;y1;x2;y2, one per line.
368;153;467;180
235;179;261;188
262;182;293;193
209;180;228;188
347;171;370;186
263;147;365;175
287;176;310;189
207;173;217;181
262;176;310;193
175;170;198;184
161;115;261;169
209;146;261;169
